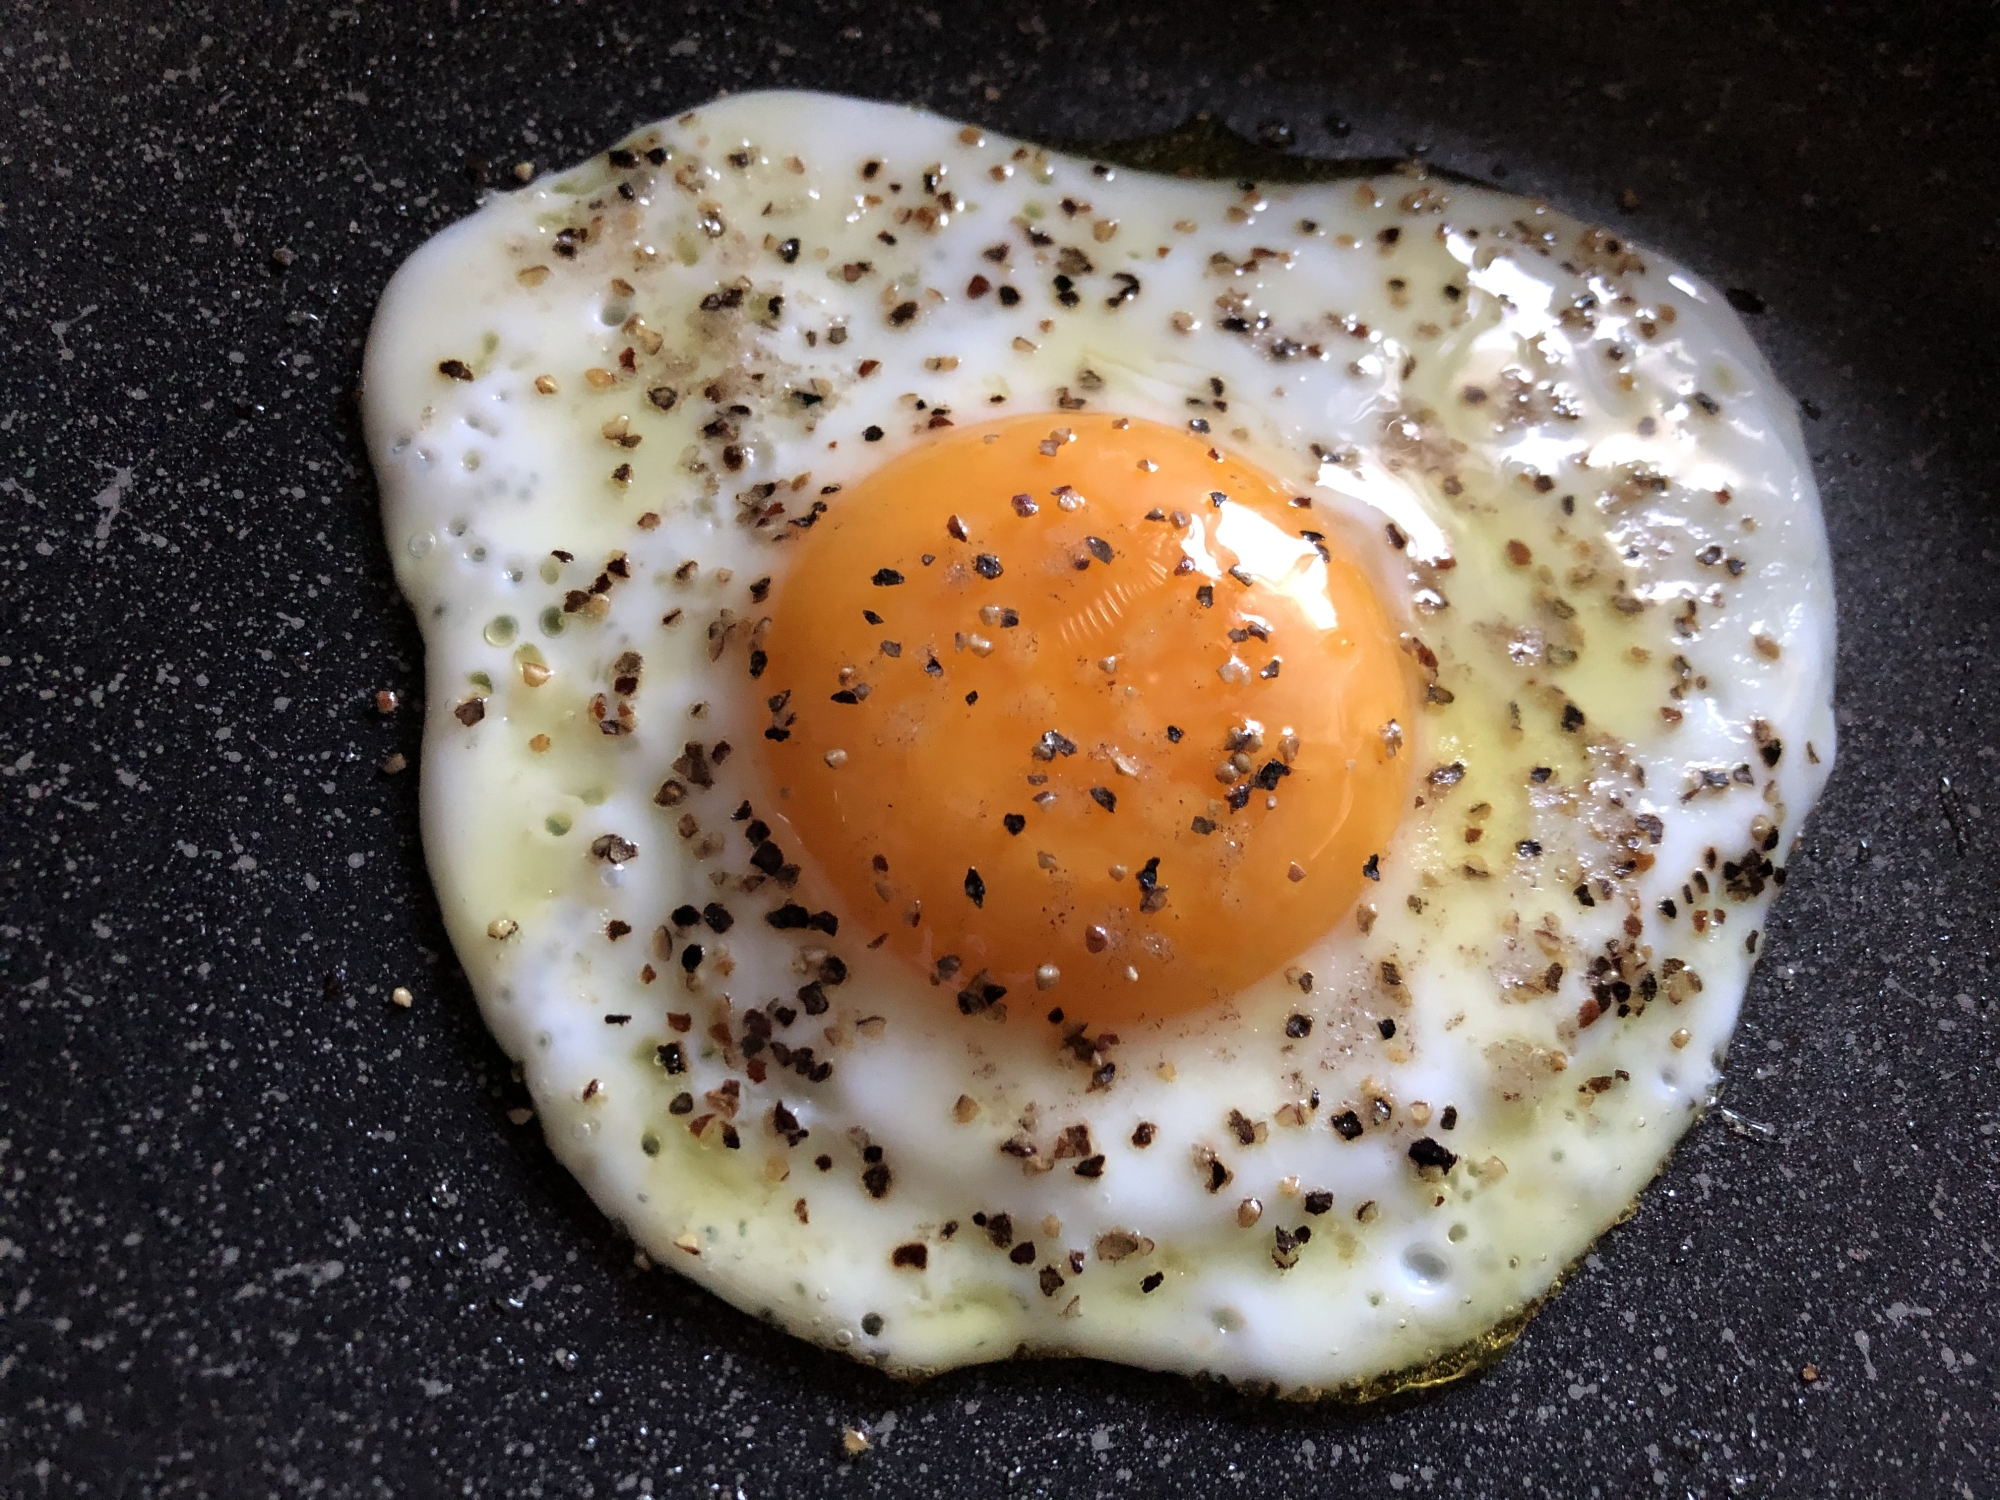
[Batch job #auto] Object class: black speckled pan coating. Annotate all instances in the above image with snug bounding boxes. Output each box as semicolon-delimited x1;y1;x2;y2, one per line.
2;3;1995;1494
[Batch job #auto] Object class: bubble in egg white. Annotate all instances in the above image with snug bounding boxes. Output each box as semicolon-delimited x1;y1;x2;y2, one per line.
1403;1246;1451;1288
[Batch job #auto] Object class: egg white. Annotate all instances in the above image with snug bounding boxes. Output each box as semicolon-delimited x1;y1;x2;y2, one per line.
362;91;1835;1393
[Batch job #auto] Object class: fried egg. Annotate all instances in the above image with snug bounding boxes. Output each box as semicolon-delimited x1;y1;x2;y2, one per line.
362;91;1835;1394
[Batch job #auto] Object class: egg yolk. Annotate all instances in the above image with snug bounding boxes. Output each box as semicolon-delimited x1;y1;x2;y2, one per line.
756;413;1413;1025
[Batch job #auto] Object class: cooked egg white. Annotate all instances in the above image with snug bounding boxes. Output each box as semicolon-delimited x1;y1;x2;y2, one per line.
362;91;1835;1394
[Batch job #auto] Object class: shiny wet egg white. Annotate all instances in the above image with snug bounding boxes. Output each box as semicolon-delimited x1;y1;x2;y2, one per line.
362;92;1835;1393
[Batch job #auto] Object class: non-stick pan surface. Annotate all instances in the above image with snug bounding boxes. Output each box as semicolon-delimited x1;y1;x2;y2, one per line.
3;3;1996;1494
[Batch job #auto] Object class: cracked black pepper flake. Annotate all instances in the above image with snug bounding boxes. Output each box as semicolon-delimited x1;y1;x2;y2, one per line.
1304;1189;1334;1215
1003;813;1026;835
863;425;885;442
437;358;475;381
1278;1222;1313;1260
772;1101;808;1146
1010;1242;1037;1266
956;973;1007;1016
1285;1014;1312;1039
862;1162;892;1198
964;868;986;907
1377;1017;1397;1039
701;902;735;933
1141;1271;1164;1293
1039;1266;1065;1297
891;1243;928;1269
1085;536;1114;564
1331;1110;1364;1141
656;1042;685;1074
1440;1105;1458;1130
1561;702;1586;732
1089;786;1117;812
1362;853;1380;880
1408;1137;1459;1174
871;567;904;586
974;553;1004;578
589;833;638;864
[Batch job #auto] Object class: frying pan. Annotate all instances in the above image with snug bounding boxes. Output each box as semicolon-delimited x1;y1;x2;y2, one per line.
3;2;1995;1493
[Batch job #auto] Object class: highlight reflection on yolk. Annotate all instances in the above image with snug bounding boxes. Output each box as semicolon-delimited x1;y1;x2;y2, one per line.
756;413;1413;1025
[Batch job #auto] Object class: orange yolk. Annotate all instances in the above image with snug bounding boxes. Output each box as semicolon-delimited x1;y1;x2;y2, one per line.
755;412;1413;1025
